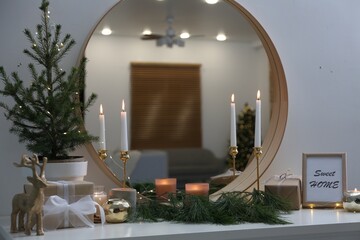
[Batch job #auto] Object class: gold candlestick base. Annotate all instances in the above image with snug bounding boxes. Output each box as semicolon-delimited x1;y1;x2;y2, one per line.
120;151;130;188
229;146;238;176
253;147;262;190
98;149;108;161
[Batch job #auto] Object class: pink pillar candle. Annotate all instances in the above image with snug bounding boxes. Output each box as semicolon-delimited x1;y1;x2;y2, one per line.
155;178;177;198
185;183;210;196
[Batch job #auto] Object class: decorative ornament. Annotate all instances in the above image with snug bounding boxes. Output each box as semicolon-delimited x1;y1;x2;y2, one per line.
343;189;360;212
103;198;131;223
11;154;47;236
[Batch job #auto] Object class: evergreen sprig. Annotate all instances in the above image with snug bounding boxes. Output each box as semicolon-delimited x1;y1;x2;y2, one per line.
130;186;292;225
0;0;97;160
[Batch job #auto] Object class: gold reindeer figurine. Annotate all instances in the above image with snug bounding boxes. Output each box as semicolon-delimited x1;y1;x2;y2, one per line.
11;154;47;236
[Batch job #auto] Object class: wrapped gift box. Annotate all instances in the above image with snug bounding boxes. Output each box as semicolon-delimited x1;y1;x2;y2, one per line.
24;180;94;202
24;181;95;229
264;177;301;210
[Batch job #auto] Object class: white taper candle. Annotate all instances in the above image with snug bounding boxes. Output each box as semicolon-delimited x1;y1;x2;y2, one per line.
99;104;106;150
230;94;237;146
255;90;261;147
120;100;128;151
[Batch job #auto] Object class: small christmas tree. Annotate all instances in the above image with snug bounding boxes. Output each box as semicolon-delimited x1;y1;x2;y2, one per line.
227;103;255;171
0;0;97;160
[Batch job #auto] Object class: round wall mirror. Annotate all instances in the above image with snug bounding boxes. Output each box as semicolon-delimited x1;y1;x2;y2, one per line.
82;0;288;193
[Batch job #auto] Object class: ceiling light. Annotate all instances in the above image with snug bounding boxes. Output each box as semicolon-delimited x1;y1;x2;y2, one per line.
142;29;152;35
180;32;190;39
101;27;112;36
216;33;227;41
205;0;219;4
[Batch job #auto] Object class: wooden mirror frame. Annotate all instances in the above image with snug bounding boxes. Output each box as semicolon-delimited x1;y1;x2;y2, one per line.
80;0;288;194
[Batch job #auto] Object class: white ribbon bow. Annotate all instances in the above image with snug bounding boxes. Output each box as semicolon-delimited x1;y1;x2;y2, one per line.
43;195;105;230
263;169;302;185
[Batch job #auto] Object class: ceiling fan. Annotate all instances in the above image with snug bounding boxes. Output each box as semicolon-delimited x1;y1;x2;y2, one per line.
141;15;185;48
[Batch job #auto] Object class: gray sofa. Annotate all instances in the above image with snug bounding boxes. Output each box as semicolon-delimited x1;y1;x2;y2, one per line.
166;148;226;187
106;148;226;188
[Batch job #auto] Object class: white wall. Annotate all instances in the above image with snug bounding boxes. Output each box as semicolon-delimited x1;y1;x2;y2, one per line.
0;0;118;216
1;0;360;216
84;34;270;159
245;0;360;188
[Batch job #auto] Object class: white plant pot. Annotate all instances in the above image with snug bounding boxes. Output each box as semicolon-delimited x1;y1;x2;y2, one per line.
44;157;88;181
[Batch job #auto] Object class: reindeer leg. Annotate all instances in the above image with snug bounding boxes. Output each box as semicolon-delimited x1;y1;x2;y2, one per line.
25;211;32;236
18;210;25;231
36;213;44;236
10;209;18;233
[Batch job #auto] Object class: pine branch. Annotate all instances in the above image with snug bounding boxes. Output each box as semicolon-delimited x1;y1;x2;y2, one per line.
131;189;292;225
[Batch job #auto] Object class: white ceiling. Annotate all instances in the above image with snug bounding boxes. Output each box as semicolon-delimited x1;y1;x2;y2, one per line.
93;0;260;43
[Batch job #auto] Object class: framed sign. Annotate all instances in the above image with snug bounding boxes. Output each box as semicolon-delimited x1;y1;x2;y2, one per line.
302;153;347;208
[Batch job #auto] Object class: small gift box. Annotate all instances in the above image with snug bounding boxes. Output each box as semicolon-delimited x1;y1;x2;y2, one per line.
264;173;302;210
42;195;104;230
24;180;94;202
24;181;98;229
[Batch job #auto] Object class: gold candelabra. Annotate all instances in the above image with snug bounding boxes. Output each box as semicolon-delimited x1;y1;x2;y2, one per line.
253;146;262;190
229;146;238;176
120;150;130;188
98;149;108;161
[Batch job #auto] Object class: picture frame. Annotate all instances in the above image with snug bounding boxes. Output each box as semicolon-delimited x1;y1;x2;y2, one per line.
302;153;347;208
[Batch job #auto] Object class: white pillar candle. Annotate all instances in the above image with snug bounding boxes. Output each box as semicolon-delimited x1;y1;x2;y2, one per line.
230;94;237;146
99;104;106;150
255;90;261;147
120;100;128;151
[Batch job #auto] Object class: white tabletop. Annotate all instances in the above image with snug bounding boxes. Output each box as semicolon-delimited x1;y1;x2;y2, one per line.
1;209;360;240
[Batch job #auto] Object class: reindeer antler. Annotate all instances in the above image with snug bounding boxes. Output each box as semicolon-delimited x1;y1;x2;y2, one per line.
14;154;47;179
13;155;33;168
37;156;47;179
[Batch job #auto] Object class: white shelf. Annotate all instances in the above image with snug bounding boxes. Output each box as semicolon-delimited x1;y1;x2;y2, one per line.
1;209;360;240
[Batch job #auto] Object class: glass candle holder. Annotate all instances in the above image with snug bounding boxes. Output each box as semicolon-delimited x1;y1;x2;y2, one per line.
94;185;108;205
343;188;360;212
93;185;108;221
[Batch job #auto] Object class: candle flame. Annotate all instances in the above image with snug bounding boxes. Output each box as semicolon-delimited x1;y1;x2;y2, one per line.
355;188;358;191
122;99;125;111
100;104;104;115
257;90;261;100
231;94;234;103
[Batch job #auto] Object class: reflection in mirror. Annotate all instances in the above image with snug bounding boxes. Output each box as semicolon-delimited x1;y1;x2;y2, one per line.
84;0;273;187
